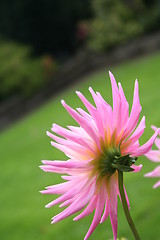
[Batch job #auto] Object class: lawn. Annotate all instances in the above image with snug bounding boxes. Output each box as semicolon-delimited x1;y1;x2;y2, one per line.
0;52;160;240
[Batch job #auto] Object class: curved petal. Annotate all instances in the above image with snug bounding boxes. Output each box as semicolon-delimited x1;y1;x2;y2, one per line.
132;164;143;172
109;71;121;135
61;100;100;149
145;166;160;178
109;176;118;240
145;150;160;162
131;129;160;156
118;82;129;130
154;180;160;188
84;187;106;240
155;137;160;149
124;80;142;138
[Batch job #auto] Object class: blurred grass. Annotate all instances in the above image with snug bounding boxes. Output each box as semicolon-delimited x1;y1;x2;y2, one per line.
0;52;160;240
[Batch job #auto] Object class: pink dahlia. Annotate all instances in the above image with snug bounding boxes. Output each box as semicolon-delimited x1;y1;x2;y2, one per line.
145;126;160;188
41;72;159;240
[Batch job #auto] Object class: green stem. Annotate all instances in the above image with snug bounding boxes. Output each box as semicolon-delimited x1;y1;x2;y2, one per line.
118;170;141;240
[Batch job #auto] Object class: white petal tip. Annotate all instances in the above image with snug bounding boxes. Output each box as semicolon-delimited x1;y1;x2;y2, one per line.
151;125;158;131
76;90;81;95
61;100;65;106
144;173;152;177
45;205;50;208
88;86;93;93
51;219;57;224
41;160;47;164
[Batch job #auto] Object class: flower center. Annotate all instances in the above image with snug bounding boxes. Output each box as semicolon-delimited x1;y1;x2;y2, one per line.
90;146;138;179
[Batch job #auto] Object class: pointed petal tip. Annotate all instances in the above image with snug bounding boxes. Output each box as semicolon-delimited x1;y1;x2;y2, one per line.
109;71;115;80
151;125;158;131
41;160;50;165
61;99;65;106
132;164;143;173
118;82;121;87
39;165;47;172
155;128;160;135
51;141;55;146
45;203;51;208
108;70;112;75
51;218;58;224
88;86;94;93
153;181;160;188
76;90;81;95
46;130;50;136
144;173;150;177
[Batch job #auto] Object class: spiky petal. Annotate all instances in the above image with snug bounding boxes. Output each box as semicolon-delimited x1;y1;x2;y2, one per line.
145;126;160;188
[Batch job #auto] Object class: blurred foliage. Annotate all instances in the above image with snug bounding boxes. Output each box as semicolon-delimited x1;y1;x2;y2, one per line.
87;0;160;51
0;40;57;101
0;0;92;57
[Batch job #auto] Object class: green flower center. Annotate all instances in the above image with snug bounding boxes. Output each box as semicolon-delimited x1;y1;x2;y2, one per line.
91;146;138;179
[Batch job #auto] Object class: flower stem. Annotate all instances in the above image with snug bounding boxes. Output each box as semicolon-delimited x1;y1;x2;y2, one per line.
118;170;140;240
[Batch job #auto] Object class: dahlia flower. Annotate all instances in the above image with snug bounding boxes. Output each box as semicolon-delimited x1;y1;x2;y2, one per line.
145;126;160;188
41;72;159;240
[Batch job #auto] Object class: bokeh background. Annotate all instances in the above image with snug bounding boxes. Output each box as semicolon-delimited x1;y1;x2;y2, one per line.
0;1;160;240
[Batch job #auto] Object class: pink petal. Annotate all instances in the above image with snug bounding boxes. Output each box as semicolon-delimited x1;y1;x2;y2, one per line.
52;182;96;223
40;180;78;194
127;116;145;146
145;166;160;177
151;125;158;131
155;137;160;149
123;186;130;210
42;159;89;169
47;131;94;157
50;141;92;160
40;164;89;175
154;180;160;188
61;100;100;149
76;91;104;138
84;188;106;240
132;164;143;172
131;129;160;156
73;195;97;221
92;90;113;139
118;82;129;129
109;71;121;134
100;186;109;223
109;177;118;240
124;80;142;138
51;124;95;153
122;140;139;155
46;178;89;208
89;87;113;134
145;150;160;162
